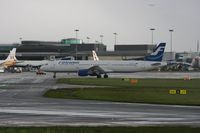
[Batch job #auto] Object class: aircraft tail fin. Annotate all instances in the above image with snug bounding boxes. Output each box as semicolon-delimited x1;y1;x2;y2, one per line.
191;56;200;68
5;48;17;61
92;50;99;61
144;43;166;62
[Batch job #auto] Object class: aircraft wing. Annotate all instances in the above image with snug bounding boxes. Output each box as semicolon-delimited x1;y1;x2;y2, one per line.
87;65;106;75
86;65;112;75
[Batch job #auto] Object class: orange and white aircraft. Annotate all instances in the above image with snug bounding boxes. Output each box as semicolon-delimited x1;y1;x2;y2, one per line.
0;48;17;68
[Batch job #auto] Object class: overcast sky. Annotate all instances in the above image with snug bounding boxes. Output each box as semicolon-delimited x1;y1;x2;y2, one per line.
0;0;200;51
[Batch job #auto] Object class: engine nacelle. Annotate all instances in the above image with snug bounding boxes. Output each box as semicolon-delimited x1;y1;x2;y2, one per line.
78;69;97;76
78;69;89;76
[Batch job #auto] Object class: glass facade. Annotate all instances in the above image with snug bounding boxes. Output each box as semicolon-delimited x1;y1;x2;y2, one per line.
0;44;19;52
61;38;83;45
0;40;107;60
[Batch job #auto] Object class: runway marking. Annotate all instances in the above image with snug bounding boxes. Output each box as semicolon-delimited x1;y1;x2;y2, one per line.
0;108;194;120
0;108;125;118
0;108;199;127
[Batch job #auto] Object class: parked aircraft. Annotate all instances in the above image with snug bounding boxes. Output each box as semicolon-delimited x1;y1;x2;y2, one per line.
41;43;167;78
0;48;17;69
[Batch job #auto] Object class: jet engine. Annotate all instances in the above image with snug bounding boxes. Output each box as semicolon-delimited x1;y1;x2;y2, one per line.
78;69;89;76
78;69;99;76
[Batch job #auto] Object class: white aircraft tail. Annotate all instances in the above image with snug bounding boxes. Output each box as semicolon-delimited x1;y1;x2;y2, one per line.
92;50;99;61
5;48;17;61
191;41;200;68
0;48;17;68
191;56;200;68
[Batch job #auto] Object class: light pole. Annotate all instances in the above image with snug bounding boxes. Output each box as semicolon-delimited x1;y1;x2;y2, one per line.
113;33;118;45
197;40;199;56
100;35;104;44
150;28;155;45
74;29;79;60
75;29;79;41
86;37;90;43
19;37;22;44
169;29;174;61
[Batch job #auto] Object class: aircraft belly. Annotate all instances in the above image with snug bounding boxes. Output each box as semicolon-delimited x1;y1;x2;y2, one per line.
58;64;89;72
59;65;77;72
106;63;153;72
107;66;138;72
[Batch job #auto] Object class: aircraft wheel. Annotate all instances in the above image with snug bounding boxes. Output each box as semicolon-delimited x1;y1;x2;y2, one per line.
97;75;102;78
53;73;56;78
104;74;108;78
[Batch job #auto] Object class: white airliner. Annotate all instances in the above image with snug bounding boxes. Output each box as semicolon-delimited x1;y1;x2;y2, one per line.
170;55;200;70
41;43;167;78
0;48;17;68
15;60;49;69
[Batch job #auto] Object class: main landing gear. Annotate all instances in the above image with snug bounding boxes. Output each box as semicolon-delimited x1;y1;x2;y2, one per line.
96;74;108;78
53;72;56;78
97;75;101;78
104;74;108;78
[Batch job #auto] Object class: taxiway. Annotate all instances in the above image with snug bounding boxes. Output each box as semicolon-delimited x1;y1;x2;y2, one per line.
0;72;200;127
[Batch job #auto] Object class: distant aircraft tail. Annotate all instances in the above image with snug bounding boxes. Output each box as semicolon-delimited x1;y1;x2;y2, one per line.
144;43;166;62
191;56;200;68
2;48;17;68
92;50;99;61
5;48;17;61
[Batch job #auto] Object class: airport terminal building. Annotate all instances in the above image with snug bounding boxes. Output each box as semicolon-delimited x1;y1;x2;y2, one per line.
0;38;156;60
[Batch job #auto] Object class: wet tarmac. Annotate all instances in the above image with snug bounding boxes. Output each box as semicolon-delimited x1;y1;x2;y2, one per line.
0;72;200;127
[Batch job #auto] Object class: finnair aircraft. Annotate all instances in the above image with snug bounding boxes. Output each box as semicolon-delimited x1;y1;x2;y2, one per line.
144;43;166;61
41;43;167;78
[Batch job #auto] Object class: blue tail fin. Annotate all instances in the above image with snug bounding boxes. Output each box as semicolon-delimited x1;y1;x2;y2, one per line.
144;43;166;61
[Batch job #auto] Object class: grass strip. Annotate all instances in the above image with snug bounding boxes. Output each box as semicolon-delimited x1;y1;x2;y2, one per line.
44;78;200;105
0;126;200;133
